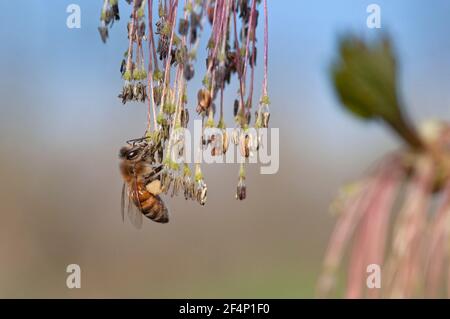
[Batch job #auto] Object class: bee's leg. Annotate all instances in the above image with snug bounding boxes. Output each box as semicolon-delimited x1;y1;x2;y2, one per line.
148;166;163;180
144;164;164;183
153;164;163;174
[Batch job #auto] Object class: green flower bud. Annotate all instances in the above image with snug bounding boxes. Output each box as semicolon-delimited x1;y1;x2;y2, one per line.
123;70;132;81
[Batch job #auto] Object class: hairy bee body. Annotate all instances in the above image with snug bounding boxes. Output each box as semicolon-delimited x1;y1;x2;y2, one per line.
119;142;169;225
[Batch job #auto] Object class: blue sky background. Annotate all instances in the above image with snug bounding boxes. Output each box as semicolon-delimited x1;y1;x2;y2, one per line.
2;0;450;156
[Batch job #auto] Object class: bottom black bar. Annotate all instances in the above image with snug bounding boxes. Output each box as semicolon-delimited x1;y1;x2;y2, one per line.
0;299;441;317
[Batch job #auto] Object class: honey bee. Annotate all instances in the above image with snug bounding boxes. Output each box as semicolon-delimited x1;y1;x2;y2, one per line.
119;138;169;227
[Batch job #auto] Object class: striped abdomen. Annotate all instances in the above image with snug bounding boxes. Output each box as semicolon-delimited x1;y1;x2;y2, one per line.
131;182;169;223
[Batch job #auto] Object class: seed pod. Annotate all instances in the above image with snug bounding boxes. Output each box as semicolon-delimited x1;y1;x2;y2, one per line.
133;84;139;100
141;84;148;102
249;133;259;152
120;59;126;75
98;26;109;43
255;130;263;151
233;99;239;117
250;47;257;67
180;108;189;128
105;12;113;24
190;12;200;31
197;89;212;113
232;128;240;145
183;176;194;200
222;131;229;154
201;136;209;150
211;147;219;157
196;180;207;206
135;0;144;9
112;3;120;20
125;84;133;101
178;18;189;36
190;26;198;45
215;65;226;89
209;132;223;156
239;133;252;158
160;171;170;193
172;176;183;197
153;86;162;105
134;83;141;101
207;6;215;24
184;63;195;81
262;111;270;128
236;178;246;200
138;21;146;38
245;111;251;125
118;86;126;104
184;183;193;200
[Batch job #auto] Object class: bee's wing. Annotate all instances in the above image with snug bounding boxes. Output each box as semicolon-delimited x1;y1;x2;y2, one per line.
127;196;143;229
121;183;126;222
121;182;143;229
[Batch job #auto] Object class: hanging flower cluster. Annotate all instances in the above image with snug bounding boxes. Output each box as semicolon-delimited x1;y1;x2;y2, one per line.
98;0;270;206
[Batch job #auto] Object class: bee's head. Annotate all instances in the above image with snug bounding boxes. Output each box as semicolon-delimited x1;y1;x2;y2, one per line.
119;144;144;162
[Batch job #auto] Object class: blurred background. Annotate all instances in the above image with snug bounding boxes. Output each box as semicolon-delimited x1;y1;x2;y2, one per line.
0;0;450;298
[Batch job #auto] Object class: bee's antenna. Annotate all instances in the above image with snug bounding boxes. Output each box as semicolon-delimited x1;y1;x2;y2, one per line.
126;137;148;145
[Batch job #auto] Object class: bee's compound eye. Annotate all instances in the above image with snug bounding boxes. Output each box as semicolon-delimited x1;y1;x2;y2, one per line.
127;150;139;160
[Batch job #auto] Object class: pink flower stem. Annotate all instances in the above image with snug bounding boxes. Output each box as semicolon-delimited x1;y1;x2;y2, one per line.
160;0;179;111
242;0;256;85
126;0;138;74
262;0;268;98
147;0;158;131
209;0;227;91
148;0;159;72
207;0;224;75
247;14;257;110
232;2;246;124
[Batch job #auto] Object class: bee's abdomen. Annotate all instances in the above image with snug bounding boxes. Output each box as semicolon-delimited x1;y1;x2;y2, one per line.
140;194;169;223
